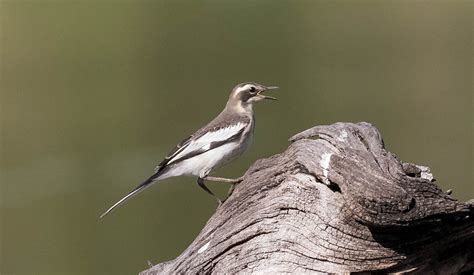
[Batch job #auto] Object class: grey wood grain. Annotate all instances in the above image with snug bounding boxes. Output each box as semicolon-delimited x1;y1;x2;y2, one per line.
141;122;473;274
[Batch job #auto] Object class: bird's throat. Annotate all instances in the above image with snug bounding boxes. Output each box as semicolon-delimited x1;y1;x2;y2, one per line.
232;101;253;114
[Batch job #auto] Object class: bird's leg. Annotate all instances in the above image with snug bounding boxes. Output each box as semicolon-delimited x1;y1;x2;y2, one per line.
203;176;243;184
198;176;244;204
219;179;244;204
197;177;222;205
227;183;236;197
203;176;244;203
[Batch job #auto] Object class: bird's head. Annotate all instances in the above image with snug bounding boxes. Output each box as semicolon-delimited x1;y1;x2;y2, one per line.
227;82;278;112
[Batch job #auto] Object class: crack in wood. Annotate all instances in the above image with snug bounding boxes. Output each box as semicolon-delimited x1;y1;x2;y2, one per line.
140;122;473;275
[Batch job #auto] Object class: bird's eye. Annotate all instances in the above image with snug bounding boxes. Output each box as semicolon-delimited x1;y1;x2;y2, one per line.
249;86;257;93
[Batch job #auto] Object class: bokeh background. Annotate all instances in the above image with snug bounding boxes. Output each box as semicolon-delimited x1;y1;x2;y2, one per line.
1;0;472;274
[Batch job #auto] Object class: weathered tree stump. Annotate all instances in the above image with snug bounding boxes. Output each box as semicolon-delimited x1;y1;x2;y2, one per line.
141;122;473;274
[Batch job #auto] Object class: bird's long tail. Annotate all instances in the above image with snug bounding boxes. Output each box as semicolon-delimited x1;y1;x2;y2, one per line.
99;170;164;219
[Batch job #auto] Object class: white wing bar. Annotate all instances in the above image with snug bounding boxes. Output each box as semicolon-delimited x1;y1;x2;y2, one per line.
167;122;247;165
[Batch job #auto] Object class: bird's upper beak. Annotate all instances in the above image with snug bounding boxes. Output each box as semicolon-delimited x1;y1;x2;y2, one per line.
258;86;279;100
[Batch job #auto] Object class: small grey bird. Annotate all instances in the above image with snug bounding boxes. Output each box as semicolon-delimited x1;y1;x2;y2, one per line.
100;82;278;218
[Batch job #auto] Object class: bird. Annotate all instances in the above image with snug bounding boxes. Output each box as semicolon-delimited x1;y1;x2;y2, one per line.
99;82;278;218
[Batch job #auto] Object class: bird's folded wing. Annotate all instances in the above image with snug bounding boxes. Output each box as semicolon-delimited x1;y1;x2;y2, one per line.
156;122;248;170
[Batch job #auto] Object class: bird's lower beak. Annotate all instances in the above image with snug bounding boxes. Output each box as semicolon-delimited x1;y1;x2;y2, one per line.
259;86;279;100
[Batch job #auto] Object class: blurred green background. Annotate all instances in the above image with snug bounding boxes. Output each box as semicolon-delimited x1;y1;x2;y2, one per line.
1;0;472;274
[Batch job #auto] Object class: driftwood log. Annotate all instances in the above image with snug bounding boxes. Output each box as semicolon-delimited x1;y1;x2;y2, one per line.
141;122;473;274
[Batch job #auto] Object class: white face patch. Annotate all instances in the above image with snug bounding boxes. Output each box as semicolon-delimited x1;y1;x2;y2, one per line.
235;84;256;94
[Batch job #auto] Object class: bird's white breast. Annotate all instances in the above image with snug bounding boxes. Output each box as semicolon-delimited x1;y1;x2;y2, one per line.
171;142;241;178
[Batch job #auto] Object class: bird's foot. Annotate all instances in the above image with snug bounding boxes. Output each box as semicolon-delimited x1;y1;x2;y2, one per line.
220;179;242;204
197;177;224;206
147;260;154;268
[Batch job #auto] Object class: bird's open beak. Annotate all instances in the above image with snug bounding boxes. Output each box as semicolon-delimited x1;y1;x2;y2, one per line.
258;86;279;100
